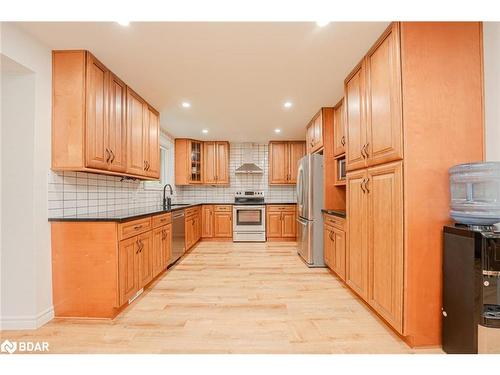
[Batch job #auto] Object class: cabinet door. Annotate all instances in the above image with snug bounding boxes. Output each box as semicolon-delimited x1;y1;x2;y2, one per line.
346;169;368;299
288;142;306;184
118;236;139;306
152;227;164;277
189;141;203;183
216;142;229;184
345;64;367;172
201;205;214;238
266;212;282;238
214;212;232;238
365;23;403;167
269;142;288;184
194;214;201;243
306;122;315;154
203;142;217;184
281;211;297;238
332;228;346;281
127;88;146;176
137;231;153;288
162;224;172;269
367;161;404;333
333;99;346;156
107;73;127;172
85;53;109;170
185;217;194;249
313;111;323;152
323;225;334;269
145;107;160;178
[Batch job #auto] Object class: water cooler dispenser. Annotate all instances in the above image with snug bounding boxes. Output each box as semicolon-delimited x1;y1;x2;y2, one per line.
442;162;500;353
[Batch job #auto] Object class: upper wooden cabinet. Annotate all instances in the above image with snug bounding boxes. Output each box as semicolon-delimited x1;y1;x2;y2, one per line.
268;141;306;185
333;99;346;157
306;108;333;154
52;50;160;180
175;139;229;185
345;23;403;172
204;141;230;185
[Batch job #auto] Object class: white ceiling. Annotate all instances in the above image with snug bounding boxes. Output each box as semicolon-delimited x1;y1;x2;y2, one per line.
16;22;389;142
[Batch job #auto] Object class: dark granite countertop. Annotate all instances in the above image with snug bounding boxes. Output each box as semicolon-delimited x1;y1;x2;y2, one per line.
321;209;346;218
48;202;296;223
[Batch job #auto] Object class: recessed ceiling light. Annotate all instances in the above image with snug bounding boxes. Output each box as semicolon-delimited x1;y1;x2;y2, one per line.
275;129;281;134
202;129;208;134
283;101;293;109
316;21;330;27
181;102;191;108
116;21;130;27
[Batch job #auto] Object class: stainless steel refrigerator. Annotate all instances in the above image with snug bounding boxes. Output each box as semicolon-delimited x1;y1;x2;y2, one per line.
296;153;325;267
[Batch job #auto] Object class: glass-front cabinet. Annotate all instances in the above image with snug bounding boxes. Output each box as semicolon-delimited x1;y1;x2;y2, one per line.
190;141;203;183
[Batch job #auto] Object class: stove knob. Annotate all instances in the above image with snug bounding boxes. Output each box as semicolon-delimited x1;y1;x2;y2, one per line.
442;310;447;317
484;280;490;287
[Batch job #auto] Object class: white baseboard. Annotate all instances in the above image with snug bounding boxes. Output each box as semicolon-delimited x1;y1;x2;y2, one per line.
0;306;54;331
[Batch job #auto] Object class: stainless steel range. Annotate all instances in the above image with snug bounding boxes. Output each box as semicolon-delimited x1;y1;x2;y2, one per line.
233;191;266;242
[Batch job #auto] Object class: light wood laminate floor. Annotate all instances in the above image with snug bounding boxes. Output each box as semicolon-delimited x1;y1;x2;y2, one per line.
2;241;442;353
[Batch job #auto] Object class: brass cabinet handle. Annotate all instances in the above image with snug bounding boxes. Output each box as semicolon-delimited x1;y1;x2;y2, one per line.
134;225;143;230
110;149;115;164
361;178;366;194
329;231;335;241
341;136;345;146
361;144;367;159
105;148;111;163
144;161;147;170
365;177;370;193
364;142;370;157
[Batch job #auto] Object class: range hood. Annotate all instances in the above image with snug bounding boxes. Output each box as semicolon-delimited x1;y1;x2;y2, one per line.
235;143;263;174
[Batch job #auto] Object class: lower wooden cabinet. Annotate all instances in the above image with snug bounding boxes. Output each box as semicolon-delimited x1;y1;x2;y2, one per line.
51;214;172;319
346;161;403;333
185;206;202;250
214;205;233;238
266;205;297;240
201;205;214;238
323;214;346;281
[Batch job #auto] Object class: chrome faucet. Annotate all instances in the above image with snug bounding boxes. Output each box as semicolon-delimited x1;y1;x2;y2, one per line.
163;184;173;209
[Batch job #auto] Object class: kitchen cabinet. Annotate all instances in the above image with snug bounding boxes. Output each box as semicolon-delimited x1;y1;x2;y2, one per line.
323;214;346;281
345;23;402;172
126;88;147;176
144;106;160;178
175;139;229;185
201;205;214;238
152;223;172;277
346;169;369;299
204;141;230;185
185;206;202;250
52;50;159;180
306;109;332;154
366;161;404;332
214;205;233;238
175;139;202;185
333;99;346;157
346;161;403;333
118;236;139;306
266;205;297;240
268;141;306;185
137;231;153;289
107;73;127;172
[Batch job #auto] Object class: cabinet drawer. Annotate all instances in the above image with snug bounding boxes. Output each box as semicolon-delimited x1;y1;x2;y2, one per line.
118;217;151;240
324;214;345;230
267;205;296;212
152;213;172;228
185;206;201;217
214;205;232;212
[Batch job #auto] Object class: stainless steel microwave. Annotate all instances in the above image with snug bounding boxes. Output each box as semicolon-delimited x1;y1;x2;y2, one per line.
338;158;346;181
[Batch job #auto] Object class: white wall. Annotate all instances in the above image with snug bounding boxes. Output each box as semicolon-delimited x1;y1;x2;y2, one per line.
0;22;53;329
484;22;500;161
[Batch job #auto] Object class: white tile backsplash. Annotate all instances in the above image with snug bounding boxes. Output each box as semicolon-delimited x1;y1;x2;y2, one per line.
48;142;296;218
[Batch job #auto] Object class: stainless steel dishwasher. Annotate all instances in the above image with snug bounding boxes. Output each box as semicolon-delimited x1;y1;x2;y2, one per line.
170;209;185;265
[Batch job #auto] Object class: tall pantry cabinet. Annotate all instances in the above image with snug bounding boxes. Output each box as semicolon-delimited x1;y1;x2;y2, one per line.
344;22;484;347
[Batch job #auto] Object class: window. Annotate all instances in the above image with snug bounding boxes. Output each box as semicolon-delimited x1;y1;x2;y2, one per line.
144;140;174;190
